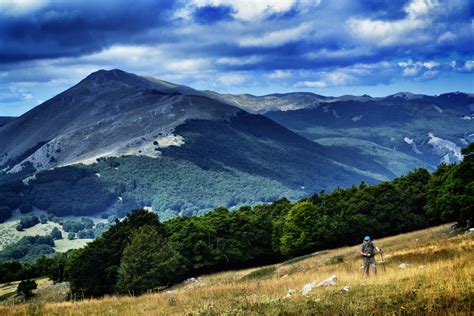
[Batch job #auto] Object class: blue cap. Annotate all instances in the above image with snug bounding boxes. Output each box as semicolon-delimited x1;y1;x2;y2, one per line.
364;236;371;241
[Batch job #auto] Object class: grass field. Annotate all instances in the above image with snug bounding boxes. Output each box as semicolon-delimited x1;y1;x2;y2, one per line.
0;209;105;253
1;223;473;315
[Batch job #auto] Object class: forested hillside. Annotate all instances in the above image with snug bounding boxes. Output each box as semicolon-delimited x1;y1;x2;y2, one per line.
3;143;470;299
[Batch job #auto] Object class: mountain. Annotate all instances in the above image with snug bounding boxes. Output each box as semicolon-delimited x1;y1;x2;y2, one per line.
203;91;331;113
261;92;473;170
0;69;392;219
0;116;16;127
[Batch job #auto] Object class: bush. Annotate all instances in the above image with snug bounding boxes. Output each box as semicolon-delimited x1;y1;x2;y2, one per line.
81;217;94;229
62;220;85;233
17;215;40;230
17;279;37;298
77;229;95;239
51;227;62;240
40;215;48;224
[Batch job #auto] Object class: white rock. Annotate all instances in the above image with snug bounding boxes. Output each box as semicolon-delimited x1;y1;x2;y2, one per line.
184;277;199;284
285;289;295;298
399;263;409;269
341;285;350;293
302;282;317;295
301;275;337;295
316;275;337;287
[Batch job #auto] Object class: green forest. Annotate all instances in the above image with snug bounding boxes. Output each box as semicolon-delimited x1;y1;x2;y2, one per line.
1;143;471;298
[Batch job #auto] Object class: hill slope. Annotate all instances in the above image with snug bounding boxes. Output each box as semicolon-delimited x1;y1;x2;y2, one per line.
2;223;472;314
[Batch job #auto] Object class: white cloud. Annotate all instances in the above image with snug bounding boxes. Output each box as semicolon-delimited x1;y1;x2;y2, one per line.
218;73;248;85
423;61;440;69
347;18;428;46
239;23;312;47
464;60;474;71
402;67;421;77
346;0;441;47
296;71;353;88
216;56;262;66
404;0;438;18
437;31;456;43
418;70;439;80
305;47;372;60
398;59;446;79
165;59;210;73
268;70;292;79
299;80;326;88
0;0;48;16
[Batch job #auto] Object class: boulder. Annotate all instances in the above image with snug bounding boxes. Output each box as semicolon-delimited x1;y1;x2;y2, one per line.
285;289;295;298
184;277;199;284
399;263;409;269
301;275;337;295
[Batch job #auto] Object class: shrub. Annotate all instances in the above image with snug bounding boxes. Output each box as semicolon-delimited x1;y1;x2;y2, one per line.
40;215;48;224
51;227;62;240
17;279;37;298
18;215;40;230
77;229;95;239
62;220;85;233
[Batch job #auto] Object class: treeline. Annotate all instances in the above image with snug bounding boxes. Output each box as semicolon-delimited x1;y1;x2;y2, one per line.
61;144;472;297
0;252;67;284
3;144;472;298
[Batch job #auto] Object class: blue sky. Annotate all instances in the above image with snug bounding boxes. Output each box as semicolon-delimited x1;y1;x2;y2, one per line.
0;0;473;116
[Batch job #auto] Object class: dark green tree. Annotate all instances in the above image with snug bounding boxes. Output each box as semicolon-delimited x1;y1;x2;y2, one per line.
51;227;62;240
67;232;75;240
17;279;37;298
116;225;186;295
65;209;163;298
427;143;474;225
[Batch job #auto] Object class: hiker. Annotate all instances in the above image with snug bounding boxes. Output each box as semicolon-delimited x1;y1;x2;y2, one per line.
360;236;381;276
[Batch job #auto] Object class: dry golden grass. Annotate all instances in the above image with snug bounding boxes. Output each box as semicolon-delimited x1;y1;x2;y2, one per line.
2;223;473;315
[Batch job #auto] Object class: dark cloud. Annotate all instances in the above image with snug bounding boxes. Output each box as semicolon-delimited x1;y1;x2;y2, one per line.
0;0;177;63
192;5;235;24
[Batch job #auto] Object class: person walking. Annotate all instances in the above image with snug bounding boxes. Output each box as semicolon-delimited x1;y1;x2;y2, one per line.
360;236;382;276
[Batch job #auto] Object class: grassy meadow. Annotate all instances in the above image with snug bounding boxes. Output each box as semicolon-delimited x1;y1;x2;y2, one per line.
1;223;473;315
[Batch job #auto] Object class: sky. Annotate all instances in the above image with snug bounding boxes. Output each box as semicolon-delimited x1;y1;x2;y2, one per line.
0;0;473;116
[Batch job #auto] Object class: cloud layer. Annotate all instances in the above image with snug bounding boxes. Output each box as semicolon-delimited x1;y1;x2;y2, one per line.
0;0;473;115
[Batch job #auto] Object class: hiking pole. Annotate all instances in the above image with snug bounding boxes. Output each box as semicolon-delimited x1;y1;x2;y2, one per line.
380;251;386;272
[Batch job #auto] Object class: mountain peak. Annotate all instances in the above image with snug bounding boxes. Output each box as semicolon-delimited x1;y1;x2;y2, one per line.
79;69;155;90
388;92;425;100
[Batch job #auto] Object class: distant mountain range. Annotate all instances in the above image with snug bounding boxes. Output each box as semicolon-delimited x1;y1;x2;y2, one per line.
0;69;472;218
